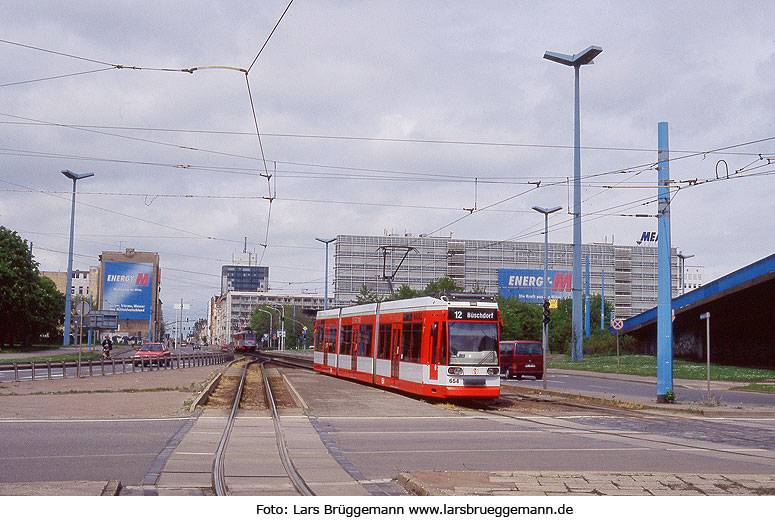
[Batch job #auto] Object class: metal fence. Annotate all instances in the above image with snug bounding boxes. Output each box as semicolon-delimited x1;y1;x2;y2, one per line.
0;352;232;382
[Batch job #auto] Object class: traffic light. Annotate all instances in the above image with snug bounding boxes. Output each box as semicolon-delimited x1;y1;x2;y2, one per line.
543;300;550;325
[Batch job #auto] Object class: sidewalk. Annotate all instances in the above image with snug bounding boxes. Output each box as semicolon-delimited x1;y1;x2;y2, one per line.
399;471;775;496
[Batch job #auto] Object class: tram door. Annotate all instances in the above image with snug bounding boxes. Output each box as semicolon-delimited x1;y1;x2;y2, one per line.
429;322;439;381
390;325;401;385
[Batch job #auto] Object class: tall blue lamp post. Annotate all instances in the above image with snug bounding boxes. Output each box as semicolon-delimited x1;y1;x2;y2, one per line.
543;45;602;361
62;169;94;346
315;237;336;310
532;205;561;389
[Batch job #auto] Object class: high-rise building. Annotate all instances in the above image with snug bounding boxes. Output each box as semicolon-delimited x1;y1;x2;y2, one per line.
221;251;269;295
333;234;679;318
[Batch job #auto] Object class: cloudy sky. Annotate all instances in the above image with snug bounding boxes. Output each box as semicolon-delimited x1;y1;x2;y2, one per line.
1;1;773;325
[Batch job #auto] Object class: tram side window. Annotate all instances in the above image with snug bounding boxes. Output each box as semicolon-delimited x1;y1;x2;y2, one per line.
377;324;391;359
315;324;324;351
341;325;353;355
401;322;422;363
358;324;373;357
324;326;338;354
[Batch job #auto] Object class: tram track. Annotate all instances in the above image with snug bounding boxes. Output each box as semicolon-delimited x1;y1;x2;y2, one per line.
210;358;314;496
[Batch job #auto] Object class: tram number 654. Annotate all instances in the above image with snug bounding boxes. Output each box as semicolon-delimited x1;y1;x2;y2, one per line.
449;377;461;384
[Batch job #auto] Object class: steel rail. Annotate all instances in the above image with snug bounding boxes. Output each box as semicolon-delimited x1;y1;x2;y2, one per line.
213;359;252;496
261;361;314;496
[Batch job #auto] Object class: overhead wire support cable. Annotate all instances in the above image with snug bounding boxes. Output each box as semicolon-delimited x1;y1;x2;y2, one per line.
247;0;295;73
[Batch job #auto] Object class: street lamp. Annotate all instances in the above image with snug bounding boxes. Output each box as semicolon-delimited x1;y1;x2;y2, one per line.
261;304;284;351
315;237;336;310
62;169;94;346
257;308;274;348
532;205;561;389
677;252;695;294
543;45;602;362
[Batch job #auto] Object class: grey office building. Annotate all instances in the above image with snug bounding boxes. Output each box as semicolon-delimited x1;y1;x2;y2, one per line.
333;234;678;318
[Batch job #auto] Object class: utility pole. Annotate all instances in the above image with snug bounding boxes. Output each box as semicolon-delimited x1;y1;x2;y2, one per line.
656;122;674;403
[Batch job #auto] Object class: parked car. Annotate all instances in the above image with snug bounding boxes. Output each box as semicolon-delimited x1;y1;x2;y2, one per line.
499;340;543;380
134;342;172;367
192;342;201;350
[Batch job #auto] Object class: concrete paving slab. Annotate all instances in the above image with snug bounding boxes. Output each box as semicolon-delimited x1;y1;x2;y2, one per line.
162;457;213;472
225;457;287;477
156;471;212;488
0;480;118;496
307;481;372;496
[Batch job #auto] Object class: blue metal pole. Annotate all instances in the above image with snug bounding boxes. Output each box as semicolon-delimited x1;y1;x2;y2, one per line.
657;122;673;402
63;178;77;346
584;255;590;339
572;64;583;361
601;270;605;331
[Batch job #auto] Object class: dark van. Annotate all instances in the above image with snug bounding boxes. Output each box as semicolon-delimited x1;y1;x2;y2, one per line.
499;340;543;380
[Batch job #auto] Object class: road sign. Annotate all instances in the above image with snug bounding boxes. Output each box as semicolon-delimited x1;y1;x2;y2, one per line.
83;310;119;330
548;299;558;309
75;300;90;316
611;318;623;331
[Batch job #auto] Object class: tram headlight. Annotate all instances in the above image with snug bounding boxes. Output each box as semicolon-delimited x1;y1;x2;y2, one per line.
447;367;463;376
487;368;499;375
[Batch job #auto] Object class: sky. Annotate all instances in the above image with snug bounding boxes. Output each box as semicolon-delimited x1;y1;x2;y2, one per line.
1;1;773;327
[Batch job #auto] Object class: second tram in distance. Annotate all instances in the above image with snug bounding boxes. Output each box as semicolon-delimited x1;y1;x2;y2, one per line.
314;294;501;399
232;328;258;352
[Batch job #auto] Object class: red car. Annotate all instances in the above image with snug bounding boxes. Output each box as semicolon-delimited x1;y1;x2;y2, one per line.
134;342;171;366
499;340;544;380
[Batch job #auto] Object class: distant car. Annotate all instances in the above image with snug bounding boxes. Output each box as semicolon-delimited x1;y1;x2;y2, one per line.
134;342;171;366
499;340;544;380
192;342;201;350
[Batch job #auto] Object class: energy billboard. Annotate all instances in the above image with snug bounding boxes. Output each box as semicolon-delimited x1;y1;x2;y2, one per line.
102;261;154;319
497;268;573;303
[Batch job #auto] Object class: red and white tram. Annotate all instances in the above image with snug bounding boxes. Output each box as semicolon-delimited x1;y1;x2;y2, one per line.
232;328;258;352
314;294;501;399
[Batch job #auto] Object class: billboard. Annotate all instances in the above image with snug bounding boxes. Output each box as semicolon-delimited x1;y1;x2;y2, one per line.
497;268;573;303
103;261;154;319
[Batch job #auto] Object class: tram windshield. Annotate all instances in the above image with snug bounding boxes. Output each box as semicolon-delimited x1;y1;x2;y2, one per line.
447;322;499;366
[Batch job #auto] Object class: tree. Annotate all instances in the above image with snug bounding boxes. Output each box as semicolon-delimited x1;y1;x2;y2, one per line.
394;284;419;300
249;307;273;343
0;226;64;346
497;295;542;342
249;304;314;349
422;276;461;296
353;284;383;305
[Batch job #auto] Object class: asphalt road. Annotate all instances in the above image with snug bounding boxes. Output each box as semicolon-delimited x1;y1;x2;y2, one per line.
0;417;192;484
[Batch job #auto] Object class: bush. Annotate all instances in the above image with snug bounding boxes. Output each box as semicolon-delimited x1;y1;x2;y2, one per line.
583;331;637;355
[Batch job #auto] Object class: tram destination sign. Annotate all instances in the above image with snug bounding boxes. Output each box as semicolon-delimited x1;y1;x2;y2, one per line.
448;308;497;321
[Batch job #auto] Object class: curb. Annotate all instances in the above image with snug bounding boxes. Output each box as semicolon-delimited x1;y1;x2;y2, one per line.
101;480;122;496
189;372;223;411
396;473;429;496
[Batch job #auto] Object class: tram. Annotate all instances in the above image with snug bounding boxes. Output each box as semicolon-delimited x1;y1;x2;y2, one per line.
232;328;258;352
313;293;501;399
